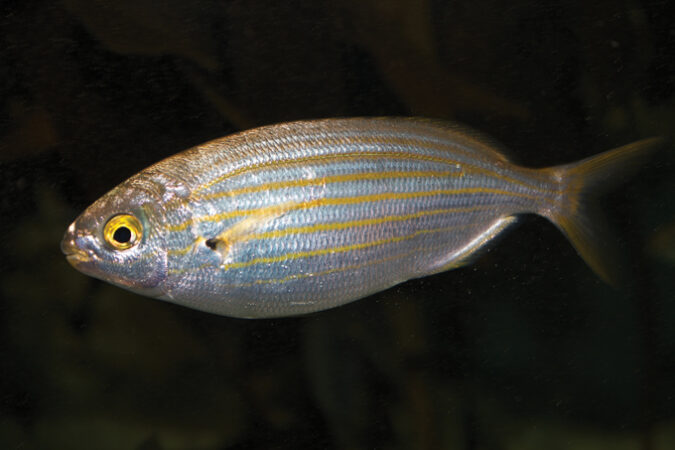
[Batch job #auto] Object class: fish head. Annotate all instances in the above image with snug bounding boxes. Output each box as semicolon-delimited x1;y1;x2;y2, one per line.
61;174;169;296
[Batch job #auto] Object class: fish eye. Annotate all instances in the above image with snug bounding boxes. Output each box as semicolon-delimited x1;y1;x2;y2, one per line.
103;214;142;250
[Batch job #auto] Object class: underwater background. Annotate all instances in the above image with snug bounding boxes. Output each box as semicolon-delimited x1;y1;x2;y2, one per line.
1;0;674;449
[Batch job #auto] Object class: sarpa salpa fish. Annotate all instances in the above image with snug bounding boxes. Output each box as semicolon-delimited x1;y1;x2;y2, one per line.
61;118;662;318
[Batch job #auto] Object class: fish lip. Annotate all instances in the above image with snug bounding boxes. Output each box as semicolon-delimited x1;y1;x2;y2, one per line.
64;250;92;264
60;232;93;264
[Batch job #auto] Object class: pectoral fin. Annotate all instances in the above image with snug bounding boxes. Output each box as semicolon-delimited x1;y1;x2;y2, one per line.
206;201;298;259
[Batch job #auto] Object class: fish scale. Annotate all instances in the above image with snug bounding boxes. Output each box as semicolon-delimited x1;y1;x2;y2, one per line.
165;122;534;316
61;118;662;318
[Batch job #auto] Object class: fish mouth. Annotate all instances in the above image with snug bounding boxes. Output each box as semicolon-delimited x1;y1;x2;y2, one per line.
64;250;92;265
60;232;92;265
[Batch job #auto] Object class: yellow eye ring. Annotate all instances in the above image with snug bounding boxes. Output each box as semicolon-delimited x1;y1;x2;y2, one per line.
103;214;143;250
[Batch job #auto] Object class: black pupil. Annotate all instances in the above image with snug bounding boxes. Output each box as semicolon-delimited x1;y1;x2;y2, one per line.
113;226;132;243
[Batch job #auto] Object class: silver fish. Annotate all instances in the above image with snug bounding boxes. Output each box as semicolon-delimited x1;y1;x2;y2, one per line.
61;118;660;318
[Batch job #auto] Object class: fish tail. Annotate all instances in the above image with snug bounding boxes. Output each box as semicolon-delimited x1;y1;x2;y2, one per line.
541;137;665;286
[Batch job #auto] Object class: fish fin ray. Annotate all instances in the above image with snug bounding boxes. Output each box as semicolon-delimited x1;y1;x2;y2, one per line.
543;137;666;286
426;216;518;275
208;201;298;259
405;118;513;162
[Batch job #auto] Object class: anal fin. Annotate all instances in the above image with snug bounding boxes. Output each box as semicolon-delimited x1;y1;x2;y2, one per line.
427;216;518;275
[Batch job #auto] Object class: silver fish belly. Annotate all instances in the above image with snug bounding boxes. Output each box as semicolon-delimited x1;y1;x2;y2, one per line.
61;118;661;318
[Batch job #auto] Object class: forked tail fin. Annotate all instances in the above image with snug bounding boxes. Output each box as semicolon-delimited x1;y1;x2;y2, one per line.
542;137;665;286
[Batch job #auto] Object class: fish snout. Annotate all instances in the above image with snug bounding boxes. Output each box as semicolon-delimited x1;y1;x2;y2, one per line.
61;222;92;265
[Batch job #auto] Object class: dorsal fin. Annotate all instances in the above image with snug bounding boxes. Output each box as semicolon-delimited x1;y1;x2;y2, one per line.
400;118;512;162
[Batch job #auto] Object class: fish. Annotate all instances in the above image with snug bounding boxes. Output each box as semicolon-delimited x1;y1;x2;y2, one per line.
60;118;662;318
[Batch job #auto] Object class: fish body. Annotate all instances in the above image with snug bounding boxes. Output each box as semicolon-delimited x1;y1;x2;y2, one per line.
61;118;660;318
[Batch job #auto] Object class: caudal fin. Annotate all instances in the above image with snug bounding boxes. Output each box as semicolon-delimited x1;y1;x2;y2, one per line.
543;137;665;286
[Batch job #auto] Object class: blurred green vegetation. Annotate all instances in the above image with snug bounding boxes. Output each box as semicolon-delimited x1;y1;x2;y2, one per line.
1;0;674;449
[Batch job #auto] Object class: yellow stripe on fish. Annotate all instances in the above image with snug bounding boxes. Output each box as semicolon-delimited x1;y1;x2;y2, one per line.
190;146;545;196
165;187;548;233
193;169;461;201
167;204;502;256
167;219;485;275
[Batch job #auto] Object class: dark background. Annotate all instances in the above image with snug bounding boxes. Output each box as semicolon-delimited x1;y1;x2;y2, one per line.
1;1;674;449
